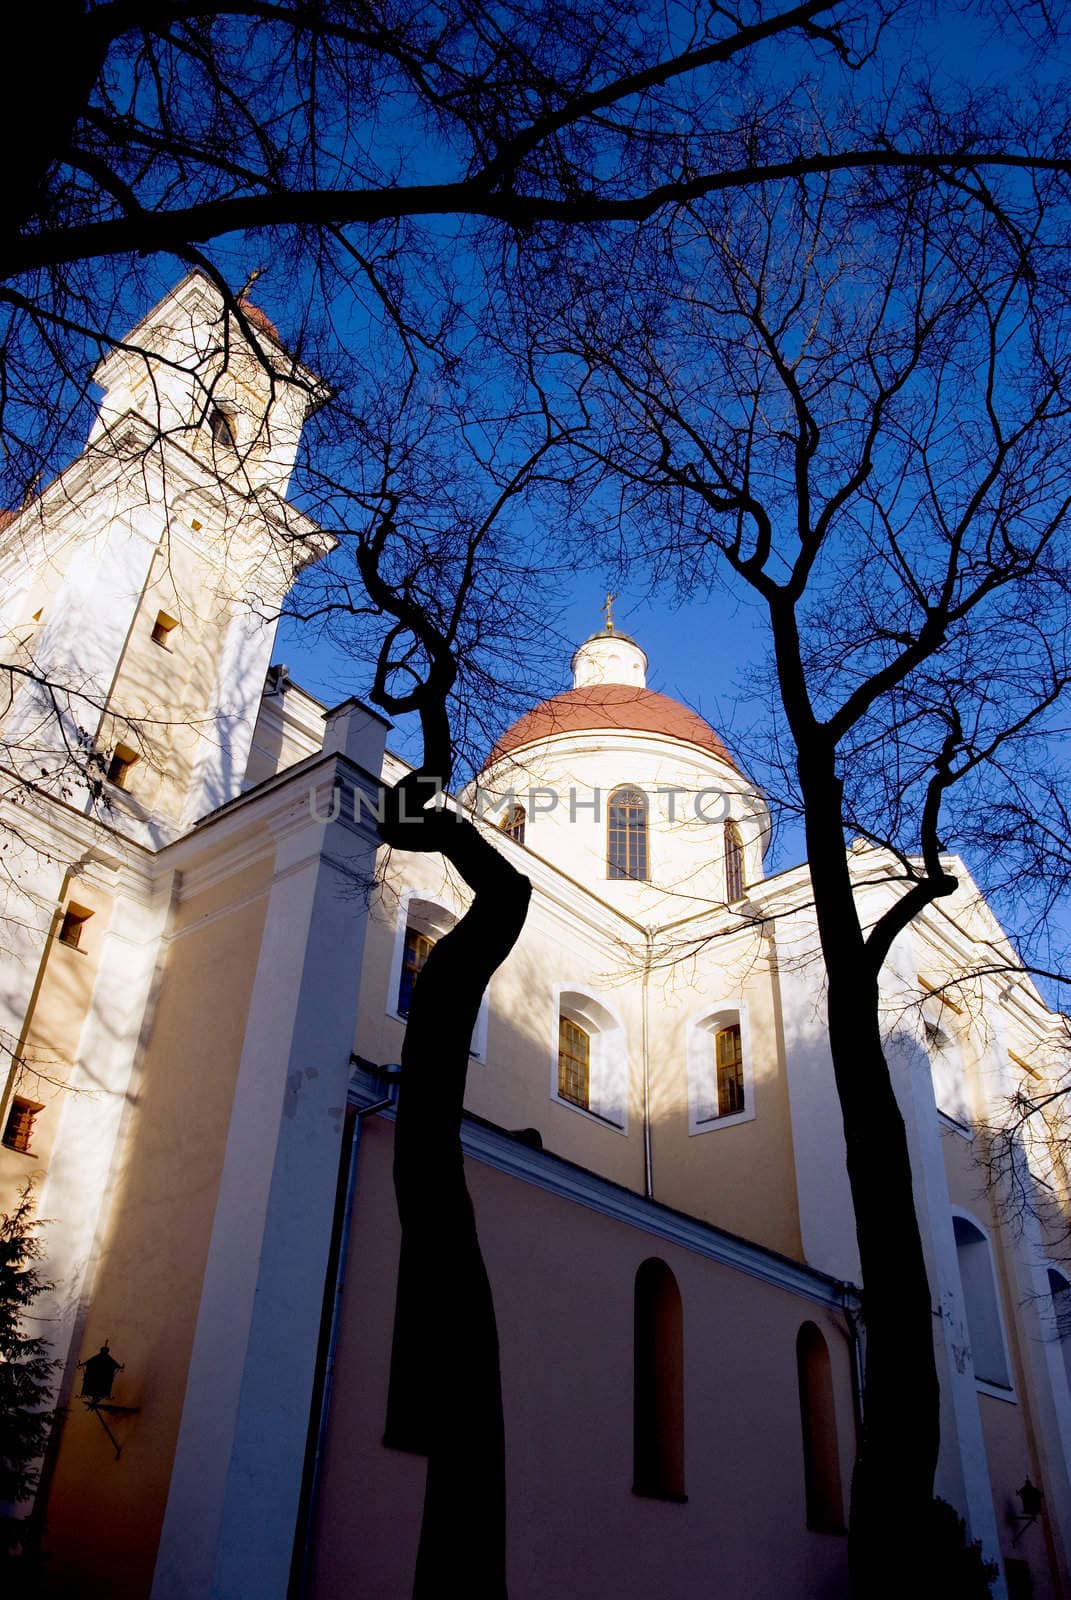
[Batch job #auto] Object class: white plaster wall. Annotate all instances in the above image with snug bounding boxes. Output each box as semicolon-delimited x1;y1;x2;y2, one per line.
774;903;860;1282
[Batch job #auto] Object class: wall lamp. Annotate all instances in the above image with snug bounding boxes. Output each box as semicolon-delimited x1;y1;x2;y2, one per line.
1011;1477;1043;1543
77;1342;140;1460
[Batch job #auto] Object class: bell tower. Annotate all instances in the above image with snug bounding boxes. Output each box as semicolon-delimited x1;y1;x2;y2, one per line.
0;272;329;844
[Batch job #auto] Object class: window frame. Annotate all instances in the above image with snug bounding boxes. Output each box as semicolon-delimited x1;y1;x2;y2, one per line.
150;609;179;649
105;742;139;790
606;785;649;882
500;803;526;845
386;890;488;1059
57;903;92;950
557;1014;591;1109
551;985;628;1132
2;1096;44;1155
208;401;239;449
687;1004;756;1134
724;818;746;903
951;1209;1016;1399
921;994;972;1131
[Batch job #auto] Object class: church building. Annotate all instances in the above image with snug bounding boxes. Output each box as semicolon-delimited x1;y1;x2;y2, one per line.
1;272;1070;1599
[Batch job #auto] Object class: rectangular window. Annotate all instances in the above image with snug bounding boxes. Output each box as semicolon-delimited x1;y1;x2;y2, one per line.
58;904;92;949
716;1024;744;1116
3;1097;43;1154
558;1016;591;1109
106;743;138;790
150;610;178;648
398;926;434;1017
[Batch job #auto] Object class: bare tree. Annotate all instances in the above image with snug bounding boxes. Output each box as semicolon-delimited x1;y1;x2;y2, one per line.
513;161;1071;1587
6;2;1071;496
283;364;569;1595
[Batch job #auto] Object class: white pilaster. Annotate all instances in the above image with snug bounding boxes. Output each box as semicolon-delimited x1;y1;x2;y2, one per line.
775;906;860;1282
884;937;1007;1595
151;778;381;1600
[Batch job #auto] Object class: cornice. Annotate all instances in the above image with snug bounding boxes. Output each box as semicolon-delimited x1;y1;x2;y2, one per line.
348;1073;857;1311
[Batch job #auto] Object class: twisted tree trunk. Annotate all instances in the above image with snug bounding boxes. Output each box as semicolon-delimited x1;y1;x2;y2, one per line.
797;750;942;1597
381;780;531;1598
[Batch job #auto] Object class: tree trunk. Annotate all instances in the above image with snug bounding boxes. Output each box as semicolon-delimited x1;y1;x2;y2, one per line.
799;755;941;1596
382;798;531;1599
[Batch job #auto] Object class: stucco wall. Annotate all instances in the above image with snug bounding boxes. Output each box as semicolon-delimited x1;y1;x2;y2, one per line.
306;1117;853;1600
39;858;271;1600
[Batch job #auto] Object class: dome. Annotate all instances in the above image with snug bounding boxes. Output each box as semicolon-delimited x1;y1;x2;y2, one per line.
487;683;739;772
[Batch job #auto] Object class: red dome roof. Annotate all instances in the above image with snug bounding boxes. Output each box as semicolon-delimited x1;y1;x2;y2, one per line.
487;684;739;771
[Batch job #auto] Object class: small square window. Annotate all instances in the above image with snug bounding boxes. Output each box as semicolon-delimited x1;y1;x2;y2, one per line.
58;904;92;949
106;744;138;790
150;610;178;648
209;404;237;448
3;1097;43;1154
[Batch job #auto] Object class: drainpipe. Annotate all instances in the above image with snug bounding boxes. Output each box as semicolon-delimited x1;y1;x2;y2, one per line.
292;1063;399;1598
641;926;655;1200
840;1282;866;1442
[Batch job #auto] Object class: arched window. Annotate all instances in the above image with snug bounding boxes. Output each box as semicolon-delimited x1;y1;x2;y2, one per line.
633;1258;685;1500
953;1215;1011;1388
921;996;970;1126
687;1007;754;1132
554;990;628;1128
796;1322;844;1532
1048;1267;1071;1392
724;819;745;902
607;787;648;881
501;803;526;845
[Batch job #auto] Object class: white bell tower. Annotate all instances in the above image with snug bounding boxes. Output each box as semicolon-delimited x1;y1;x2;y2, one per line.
0;272;329;845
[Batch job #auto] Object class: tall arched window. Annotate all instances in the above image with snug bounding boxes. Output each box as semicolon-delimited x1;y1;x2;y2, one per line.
501;803;526;844
633;1258;686;1500
724;820;745;902
1048;1267;1071;1392
953;1215;1011;1388
608;787;648;881
796;1322;844;1532
555;990;628;1128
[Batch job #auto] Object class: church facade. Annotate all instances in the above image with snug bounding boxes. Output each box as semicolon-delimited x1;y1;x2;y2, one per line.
1;273;1070;1599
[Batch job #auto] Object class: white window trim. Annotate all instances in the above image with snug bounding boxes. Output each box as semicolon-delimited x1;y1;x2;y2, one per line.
950;1206;1017;1401
386;888;489;1060
687;1002;756;1134
551;983;628;1133
921;996;972;1128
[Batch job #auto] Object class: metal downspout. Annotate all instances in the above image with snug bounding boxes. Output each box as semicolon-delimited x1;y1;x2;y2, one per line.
642;925;655;1200
293;1073;397;1597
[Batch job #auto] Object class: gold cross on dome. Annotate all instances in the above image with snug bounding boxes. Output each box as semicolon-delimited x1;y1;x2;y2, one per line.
604;591;617;632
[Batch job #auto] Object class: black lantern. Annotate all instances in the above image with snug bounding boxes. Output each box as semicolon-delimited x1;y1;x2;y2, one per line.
76;1341;138;1459
79;1343;123;1405
1012;1477;1043;1542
